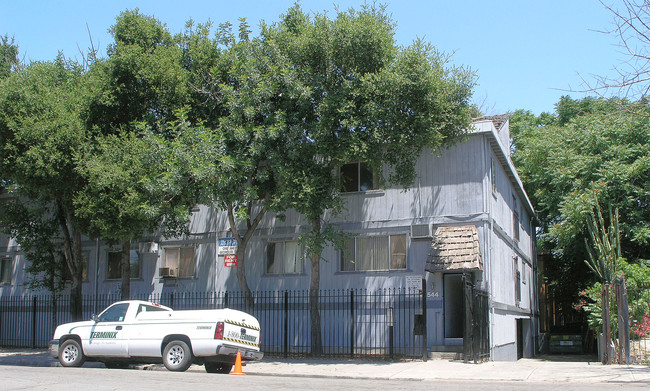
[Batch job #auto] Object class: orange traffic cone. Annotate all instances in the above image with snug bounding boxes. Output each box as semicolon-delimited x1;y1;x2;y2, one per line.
230;352;245;375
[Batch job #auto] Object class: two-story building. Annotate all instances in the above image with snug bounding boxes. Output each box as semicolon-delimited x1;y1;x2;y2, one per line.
1;115;537;360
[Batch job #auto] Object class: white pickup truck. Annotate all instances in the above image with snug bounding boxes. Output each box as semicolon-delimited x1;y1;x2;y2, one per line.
48;300;263;373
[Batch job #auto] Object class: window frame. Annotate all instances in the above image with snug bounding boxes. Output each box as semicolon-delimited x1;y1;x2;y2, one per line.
491;159;498;195
106;250;142;280
340;162;377;193
62;251;89;282
512;195;520;243
514;256;521;306
340;234;408;272
163;246;196;278
0;257;11;285
265;240;304;275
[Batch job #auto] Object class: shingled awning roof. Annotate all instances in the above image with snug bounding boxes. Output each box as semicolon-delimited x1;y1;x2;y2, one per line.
425;225;483;272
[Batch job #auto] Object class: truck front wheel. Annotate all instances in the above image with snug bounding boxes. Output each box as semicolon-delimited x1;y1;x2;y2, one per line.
162;340;193;372
59;339;86;367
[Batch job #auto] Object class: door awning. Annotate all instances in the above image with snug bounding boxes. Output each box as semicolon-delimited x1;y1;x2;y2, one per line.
425;225;483;272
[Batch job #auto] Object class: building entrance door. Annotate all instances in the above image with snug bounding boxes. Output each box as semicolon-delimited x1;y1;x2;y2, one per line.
444;274;464;345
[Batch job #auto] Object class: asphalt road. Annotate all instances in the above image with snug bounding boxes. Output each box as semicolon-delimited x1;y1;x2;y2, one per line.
2;365;649;391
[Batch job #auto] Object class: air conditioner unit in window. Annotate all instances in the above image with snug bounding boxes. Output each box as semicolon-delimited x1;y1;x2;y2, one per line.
158;267;177;278
410;224;433;239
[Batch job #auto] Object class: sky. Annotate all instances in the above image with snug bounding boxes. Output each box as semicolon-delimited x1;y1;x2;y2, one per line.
1;0;625;115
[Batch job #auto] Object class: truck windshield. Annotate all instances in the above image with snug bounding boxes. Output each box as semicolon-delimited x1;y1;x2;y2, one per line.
97;303;129;322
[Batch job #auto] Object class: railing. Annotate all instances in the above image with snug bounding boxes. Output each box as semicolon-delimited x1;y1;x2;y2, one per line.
0;288;426;359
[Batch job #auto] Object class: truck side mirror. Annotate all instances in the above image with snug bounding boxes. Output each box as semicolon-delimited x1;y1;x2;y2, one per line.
91;314;99;322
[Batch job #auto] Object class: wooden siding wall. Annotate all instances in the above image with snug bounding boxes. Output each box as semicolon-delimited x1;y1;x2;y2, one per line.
1;133;534;307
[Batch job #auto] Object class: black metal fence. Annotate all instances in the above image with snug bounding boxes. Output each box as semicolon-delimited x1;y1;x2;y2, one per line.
0;288;427;359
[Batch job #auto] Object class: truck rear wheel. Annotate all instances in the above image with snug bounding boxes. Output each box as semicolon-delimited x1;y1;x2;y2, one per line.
162;340;193;372
59;339;86;367
205;362;233;374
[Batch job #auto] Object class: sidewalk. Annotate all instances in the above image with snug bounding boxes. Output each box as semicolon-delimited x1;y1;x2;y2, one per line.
1;348;649;384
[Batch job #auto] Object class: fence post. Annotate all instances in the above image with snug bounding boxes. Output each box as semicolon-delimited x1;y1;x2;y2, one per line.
350;290;354;358
284;291;289;358
388;305;394;360
421;278;427;362
32;296;37;349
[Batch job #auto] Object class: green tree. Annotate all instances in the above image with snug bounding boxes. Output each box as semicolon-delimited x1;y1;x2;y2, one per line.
0;35;19;80
511;97;650;321
85;9;188;134
180;18;310;311
0;199;68;330
0;58;88;320
74;117;218;299
79;9;191;297
262;4;475;354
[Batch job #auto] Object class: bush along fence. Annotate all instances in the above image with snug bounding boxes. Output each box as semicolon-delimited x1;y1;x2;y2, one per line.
0;287;430;360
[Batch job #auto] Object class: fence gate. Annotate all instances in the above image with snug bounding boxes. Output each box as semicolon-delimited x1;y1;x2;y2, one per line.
463;277;489;363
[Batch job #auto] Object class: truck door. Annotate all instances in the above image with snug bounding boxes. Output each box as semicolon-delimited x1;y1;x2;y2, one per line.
83;302;130;357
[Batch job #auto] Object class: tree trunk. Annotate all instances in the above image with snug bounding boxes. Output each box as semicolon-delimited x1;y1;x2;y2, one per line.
602;285;612;364
120;239;131;301
51;294;58;334
309;216;323;356
226;202;267;315
57;204;84;321
615;275;631;364
235;244;254;313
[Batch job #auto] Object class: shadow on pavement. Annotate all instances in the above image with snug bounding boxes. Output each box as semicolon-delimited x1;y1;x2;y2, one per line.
531;354;599;362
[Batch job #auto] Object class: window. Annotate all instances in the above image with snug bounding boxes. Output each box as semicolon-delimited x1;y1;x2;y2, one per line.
491;159;497;194
266;241;303;274
340;162;375;192
0;258;11;284
62;252;88;282
97;303;129;322
136;303;168;316
341;234;407;271
512;195;520;242
164;247;195;278
107;250;141;280
514;257;521;305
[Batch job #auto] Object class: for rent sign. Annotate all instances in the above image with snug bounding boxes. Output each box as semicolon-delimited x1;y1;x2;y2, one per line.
224;254;238;267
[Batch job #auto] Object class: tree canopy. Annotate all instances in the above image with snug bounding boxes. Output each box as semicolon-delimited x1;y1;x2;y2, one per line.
0;5;476;330
511;96;650;318
0;57;89;318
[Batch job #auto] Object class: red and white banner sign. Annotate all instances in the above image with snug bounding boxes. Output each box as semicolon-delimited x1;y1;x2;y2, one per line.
224;254;238;267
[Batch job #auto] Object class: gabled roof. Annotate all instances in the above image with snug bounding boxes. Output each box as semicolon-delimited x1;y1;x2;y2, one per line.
425;225;483;272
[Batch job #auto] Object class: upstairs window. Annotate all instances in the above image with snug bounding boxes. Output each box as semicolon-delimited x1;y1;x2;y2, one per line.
107;250;141;280
491;159;497;194
512;195;520;242
514;257;521;305
266;241;303;275
340;162;375;192
341;234;407;272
